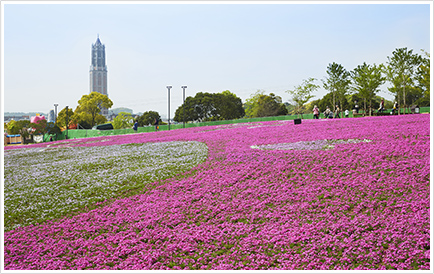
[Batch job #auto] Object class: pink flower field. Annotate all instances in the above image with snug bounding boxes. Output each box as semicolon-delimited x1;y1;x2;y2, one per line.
3;114;431;270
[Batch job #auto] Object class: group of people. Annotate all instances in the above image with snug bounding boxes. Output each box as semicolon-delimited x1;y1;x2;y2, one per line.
132;118;160;133
312;105;349;119
380;99;400;114
312;98;395;118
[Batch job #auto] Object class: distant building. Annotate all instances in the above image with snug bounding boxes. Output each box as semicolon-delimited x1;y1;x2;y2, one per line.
47;110;55;123
89;35;109;117
4;115;30;123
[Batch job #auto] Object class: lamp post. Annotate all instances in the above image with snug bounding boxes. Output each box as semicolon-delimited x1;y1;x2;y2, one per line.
65;106;69;139
53;104;59;141
166;86;172;130
181;86;187;128
54;104;58;123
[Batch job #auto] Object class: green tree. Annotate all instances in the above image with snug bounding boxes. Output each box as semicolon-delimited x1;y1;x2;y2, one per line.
414;50;430;106
46;122;61;136
112;112;133;129
138;111;161;126
213;90;245;120
76;92;113;126
351;62;385;115
405;85;425;108
302;101;316;115
174;96;200;122
72;106;94;129
243;92;260;118
174;91;244;122
284;102;297;115
310;92;333;117
17;120;33;139
31;119;48;135
6;120;21;135
286;78;319;118
6;121;14;135
244;91;288;118
383;64;402;107
5;119;55;140
19;127;32;141
181;92;215;122
322;62;351;113
385;47;423;113
56;107;74;129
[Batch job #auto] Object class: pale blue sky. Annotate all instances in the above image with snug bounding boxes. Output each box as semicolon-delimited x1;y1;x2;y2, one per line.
2;2;432;118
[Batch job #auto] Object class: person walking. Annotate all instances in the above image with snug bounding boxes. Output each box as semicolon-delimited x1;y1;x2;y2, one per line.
313;105;320;119
324;106;331;119
133;120;138;133
335;105;340;118
154;118;159;131
393;102;398;115
378;99;385;113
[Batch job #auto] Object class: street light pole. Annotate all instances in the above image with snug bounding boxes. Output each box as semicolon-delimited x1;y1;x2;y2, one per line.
65;106;69;139
54;104;58;123
166;86;172;130
53;104;59;141
181;86;187;128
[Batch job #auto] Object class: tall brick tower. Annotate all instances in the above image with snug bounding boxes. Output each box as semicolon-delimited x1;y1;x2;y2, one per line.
89;35;108;117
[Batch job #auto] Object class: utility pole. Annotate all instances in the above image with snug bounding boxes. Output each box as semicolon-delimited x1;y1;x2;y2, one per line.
181;86;187;128
54;104;58;123
65;106;69;139
166;86;172;130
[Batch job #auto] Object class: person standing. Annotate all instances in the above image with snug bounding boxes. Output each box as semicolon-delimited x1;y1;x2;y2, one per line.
344;109;349;118
335;105;340;118
354;100;359;113
133;120;138;133
313;105;320;119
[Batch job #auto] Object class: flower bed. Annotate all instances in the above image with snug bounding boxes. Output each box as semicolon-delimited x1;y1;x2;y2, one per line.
4;141;208;231
3;114;430;270
251;139;372;151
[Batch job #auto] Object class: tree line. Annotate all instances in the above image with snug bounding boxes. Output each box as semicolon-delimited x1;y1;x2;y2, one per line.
175;47;429;121
5;47;430;135
287;47;430;116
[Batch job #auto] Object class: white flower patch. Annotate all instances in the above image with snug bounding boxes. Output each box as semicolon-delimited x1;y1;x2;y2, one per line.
247;122;289;129
251;139;372;151
216;123;261;128
200;122;265;132
4;141;208;231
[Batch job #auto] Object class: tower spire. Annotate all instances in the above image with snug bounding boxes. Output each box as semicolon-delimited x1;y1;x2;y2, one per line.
90;36;108;117
95;34;102;46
